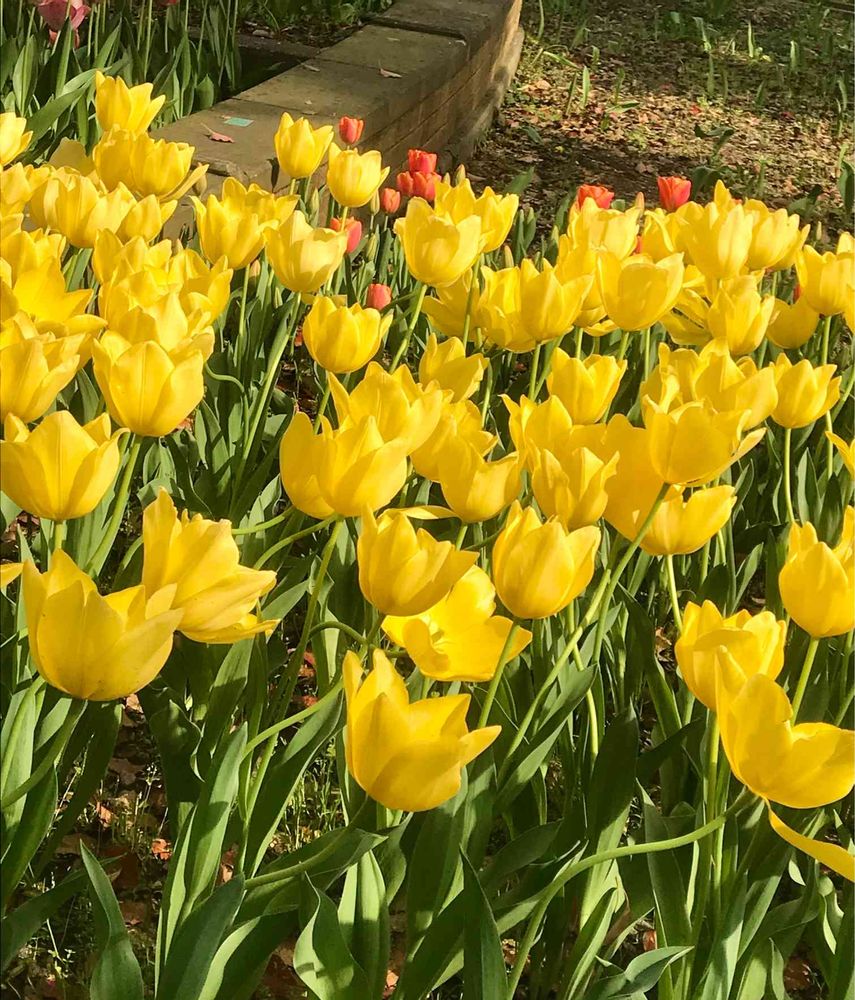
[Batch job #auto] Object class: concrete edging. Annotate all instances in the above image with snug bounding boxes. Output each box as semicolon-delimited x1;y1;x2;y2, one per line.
155;0;523;196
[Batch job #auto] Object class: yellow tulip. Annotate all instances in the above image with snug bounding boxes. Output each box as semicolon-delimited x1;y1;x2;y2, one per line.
779;508;854;637
707;275;775;356
192;178;297;270
0;412;126;521
795;246;855;316
662;286;711;347
674;600;786;710
0;112;32;166
554;240;607;331
640;343;702;409
418;334;487;402
141;491;279;643
394;198;485;287
566;199;641;259
641;485;735;556
692;342;778;427
547;349;626;424
438;440;521;523
94;71;165;133
325;142;389;208
766;296;819;350
357;508;476;616
167;249;233;323
0;163;50;215
410;399;495;482
531;443;617;529
29;169;140;249
644;398;763;486
274;113;333;180
94;127;207;202
5;258;92;329
826;432;854;476
302;296;389;374
330;362;444;454
317;416;409;516
265;210;347;292
92;332;209;437
117;193;176;243
744;201;807;271
597;251;685;331
422;271;478;338
22;551;181;701
641;207;681;261
343;648;500;812
2;227;66;282
770;356;840;429
383;566;532;682
0;317;87;422
0;562;23;589
279;412;336;519
492;501;600;619
503;394;575;468
677;201;753;280
434;179;519;253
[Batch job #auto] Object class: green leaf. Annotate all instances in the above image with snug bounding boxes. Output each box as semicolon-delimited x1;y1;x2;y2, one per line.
293;876;371;1000
1;868;87;972
80;842;144;1000
339;851;390;1000
198;914;289;1000
461;852;507;1000
587;945;694;999
560;888;619;999
1;766;57;909
26;71;97;143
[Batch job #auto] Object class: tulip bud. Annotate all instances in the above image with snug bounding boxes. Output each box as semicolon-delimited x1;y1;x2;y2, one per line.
396;171;414;197
329;216;363;254
326;143;390;209
454;163;467;185
365;282;392;310
302;295;390;373
338;115;365;145
770;356;840;429
576;184;614;210
408;148;438;174
411;171;439;202
656;175;692;212
380;186;402;213
394;199;486;288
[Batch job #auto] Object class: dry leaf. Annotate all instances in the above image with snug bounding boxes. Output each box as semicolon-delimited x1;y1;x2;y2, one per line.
379;66;402;79
150;838;172;861
119;900;148;927
205;128;234;143
108;758;143;786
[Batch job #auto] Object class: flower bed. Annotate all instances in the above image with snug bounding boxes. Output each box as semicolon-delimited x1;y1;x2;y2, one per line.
0;76;853;998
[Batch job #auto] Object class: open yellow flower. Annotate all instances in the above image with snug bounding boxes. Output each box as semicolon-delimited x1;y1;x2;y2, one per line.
302;296;390;374
265;210;347;292
744;200;807;271
546;350;626;424
0;412;126;521
326;143;389;208
530;441;617;529
434;178;519;253
394;198;485;287
343;649;500;812
503;394;575;468
677;201;752;280
770;356;840;429
826;432;854;476
383;566;532;682
766;296;819;350
0;317;87;422
94;127;207;203
641;485;735;556
566;199;641;259
438;440;521;523
0;163;50;215
279;411;335;519
274;113;333;180
141;491;279;644
492;501;600;619
596;252;684;331
796;246;855;316
707;275;774;356
674;600;786;709
418;334;487;402
357;508;476;616
410;399;495;482
0;112;32;166
691;342;778;428
23;552;182;701
94;71;165;133
779;508;854;638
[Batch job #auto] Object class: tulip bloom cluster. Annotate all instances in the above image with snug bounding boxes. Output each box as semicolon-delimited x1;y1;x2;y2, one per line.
1;74;853;1000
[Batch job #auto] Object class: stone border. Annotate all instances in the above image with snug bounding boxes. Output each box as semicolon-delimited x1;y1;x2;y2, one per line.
155;0;522;196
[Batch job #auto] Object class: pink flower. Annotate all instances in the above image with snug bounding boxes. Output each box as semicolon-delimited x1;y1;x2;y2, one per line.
38;0;89;30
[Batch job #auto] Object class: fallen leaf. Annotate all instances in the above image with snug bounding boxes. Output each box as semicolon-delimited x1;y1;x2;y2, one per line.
94;802;114;827
103;844;141;891
150;838;172;861
108;758;143;786
379;65;402;78
207;130;234;144
119;901;148;927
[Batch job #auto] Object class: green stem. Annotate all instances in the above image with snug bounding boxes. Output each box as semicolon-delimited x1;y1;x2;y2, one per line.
254;513;338;570
52;520;65;554
460;257;481;350
791;635;820;719
820;313;832;366
242;679;343;759
307;620;368;647
783;427;796;524
1;700;85;809
528;342;542;400
477;622;522;727
232;506;294;536
390;283;426;368
88;436;142;576
455;523;468;549
665;555;683;632
313;376;332;431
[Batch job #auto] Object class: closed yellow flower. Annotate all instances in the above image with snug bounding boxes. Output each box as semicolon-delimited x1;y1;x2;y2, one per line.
677;201;753;280
94;71;165;133
343;648;500;812
0;319;86;422
141;491;279;644
0;112;32;166
410;399;495;482
503;394;575;468
29;170;139;249
644;398;763;486
692;342;778;427
22;551;182;701
394;198;485;287
330;362;444;454
566;199;641;259
317;416;409;516
554;241;607;331
357;508;476;616
492;501;600;619
279;411;336;519
707;275;775;356
274;113;333;180
418;333;487;402
265;210;347;292
531;443;617;529
2;227;66;282
547;349;626;424
434;179;519;253
422;271;478;338
779;508;854;637
744;201;807;271
594;416;665;542
0;412;126;521
766;296;819;350
117;193;176;243
641;485;735;556
826;432;854;476
770;355;840;429
439;440;521;523
383;566;532;682
92;332;209;437
641;207;681;262
597;252;684;331
674;600;786;710
325;143;389;208
795;246;855;316
0;163;50;215
302;296;390;373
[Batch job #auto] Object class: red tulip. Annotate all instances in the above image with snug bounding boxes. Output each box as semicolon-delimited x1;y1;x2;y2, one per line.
366;283;392;310
329;216;363;254
657;175;692;212
576;184;614;210
408;149;437;174
396;171;415;198
338;116;364;145
380;187;402;214
39;0;88;29
412;171;438;202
